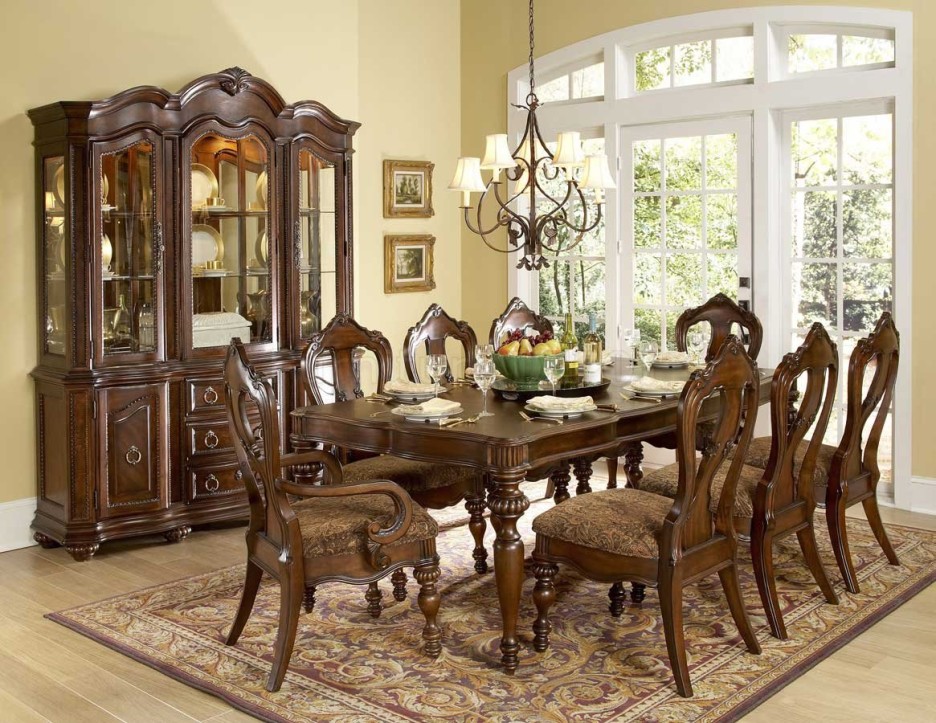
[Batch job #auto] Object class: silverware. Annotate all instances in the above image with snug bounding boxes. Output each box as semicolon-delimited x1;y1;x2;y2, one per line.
619;392;662;405
444;413;482;428
518;410;563;425
436;417;463;426
595;403;619;412
367;394;393;402
369;409;394;417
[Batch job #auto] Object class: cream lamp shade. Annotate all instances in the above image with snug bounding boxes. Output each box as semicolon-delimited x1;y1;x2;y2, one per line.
551;131;585;170
480;134;516;182
579;153;616;203
449;157;487;207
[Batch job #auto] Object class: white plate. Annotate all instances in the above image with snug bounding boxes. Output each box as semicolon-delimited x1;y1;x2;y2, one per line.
194;269;228;278
255;229;268;266
192;225;224;265
651;360;689;369
524;403;596;419
191;164;219;208
391;405;463;421
624;384;682;398
255;171;268;208
384;390;438;403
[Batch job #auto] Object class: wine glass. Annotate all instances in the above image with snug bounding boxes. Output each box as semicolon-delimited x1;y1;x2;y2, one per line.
639;340;658;370
622;328;638;366
687;329;706;364
543;356;565;396
474;360;496;417
426;354;448;397
475;344;494;364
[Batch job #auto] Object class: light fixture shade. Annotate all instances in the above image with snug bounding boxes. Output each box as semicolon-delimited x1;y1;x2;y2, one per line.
449;157;486;192
551;131;585;169
579;154;617;190
480;134;516;170
513;133;550;164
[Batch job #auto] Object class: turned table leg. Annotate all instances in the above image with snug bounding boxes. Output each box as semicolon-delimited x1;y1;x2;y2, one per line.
488;469;530;674
573;458;593;495
623;442;644;489
549;461;571;504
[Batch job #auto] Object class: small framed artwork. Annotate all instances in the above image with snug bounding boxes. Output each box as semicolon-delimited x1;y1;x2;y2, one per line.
384;234;436;293
383;160;434;218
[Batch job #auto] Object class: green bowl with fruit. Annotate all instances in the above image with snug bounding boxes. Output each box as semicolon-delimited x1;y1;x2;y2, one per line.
494;330;564;382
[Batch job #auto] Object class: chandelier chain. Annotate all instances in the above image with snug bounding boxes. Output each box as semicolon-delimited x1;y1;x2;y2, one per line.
528;0;535;96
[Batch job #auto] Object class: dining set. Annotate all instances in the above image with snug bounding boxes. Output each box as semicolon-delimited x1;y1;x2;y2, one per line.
221;293;900;696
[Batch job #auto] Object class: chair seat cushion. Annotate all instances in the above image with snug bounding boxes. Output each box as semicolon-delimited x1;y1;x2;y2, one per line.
532;488;672;559
731;436;837;488
641;462;765;518
292;493;438;558
343;455;481;492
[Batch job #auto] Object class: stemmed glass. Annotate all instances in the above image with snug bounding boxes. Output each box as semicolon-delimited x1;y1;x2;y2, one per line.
622;328;638;366
474;360;496;417
543;356;565;396
426;354;448;397
639;340;658;370
687;329;706;365
475;344;494;364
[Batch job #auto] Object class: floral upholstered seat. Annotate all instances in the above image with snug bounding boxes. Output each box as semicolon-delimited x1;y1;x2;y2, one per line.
343;456;479;492
730;436;836;490
640;462;765;518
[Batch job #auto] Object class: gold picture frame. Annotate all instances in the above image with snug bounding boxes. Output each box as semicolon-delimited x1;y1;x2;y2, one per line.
383;160;434;218
384;234;435;293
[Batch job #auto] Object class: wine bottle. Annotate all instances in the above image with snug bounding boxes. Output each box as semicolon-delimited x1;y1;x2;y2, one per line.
559;311;579;380
114;293;132;346
582;312;603;384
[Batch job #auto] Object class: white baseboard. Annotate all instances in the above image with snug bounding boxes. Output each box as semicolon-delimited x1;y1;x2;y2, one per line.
910;476;936;516
0;498;37;553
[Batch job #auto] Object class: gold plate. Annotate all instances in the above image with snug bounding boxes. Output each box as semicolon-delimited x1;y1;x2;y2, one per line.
101;232;113;271
53;165;65;206
192;224;224;266
255;171;268;209
191;164;219;208
254;229;268;266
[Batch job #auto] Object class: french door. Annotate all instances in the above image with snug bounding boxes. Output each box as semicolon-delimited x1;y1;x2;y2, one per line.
619;117;752;350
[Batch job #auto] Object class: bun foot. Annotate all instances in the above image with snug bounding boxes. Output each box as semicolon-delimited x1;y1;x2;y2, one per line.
65;543;99;561
33;531;60;549
164;526;192;544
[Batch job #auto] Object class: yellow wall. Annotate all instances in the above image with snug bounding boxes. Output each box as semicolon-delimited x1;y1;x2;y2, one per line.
460;0;936;479
0;0;461;504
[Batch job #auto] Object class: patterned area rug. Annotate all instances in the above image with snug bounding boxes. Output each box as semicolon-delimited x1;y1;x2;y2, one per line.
49;486;936;722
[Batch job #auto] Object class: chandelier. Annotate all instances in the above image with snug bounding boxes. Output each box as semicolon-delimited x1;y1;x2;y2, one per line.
449;0;616;271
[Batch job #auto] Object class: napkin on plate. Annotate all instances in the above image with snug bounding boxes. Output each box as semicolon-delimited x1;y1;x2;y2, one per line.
630;377;685;393
526;395;595;412
654;351;691;363
385;379;437;394
397;398;461;415
601;351;614;366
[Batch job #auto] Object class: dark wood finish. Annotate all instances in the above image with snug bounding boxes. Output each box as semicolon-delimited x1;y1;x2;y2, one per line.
530;336;762;697
301;313;489;573
824;312;900;593
291;356;771;673
747;322;840;639
404;304;478;384
28;69;358;559
223;340;439;692
488;297;554;347
675;293;763;361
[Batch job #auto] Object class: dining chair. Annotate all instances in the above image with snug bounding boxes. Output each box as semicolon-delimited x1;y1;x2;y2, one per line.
675;293;763;362
223;339;441;692
301;313;490;577
488;297;554;347
641;322;840;638
730;312;900;593
530;336;762;697
404;303;478;384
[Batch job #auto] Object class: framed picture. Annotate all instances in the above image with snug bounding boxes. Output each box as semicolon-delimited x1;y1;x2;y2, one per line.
383;160;434;218
384;234;436;293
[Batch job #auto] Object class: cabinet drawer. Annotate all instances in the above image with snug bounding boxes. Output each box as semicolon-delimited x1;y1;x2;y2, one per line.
187;420;236;457
188;465;245;502
186;378;226;414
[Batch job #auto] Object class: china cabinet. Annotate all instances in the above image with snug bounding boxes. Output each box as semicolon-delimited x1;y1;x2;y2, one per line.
29;68;358;560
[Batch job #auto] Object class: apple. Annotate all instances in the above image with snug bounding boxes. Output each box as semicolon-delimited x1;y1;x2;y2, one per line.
532;342;551;356
498;340;520;356
518;338;534;356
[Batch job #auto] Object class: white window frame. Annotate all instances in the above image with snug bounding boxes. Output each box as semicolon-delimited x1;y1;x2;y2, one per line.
777;23;896;79
506;6;912;510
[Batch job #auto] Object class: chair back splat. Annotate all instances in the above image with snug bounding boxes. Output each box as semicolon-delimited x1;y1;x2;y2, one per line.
404;304;478;383
675;293;763;361
489;297;553;347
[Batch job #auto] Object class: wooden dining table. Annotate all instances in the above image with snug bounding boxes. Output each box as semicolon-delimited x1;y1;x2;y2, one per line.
290;358;772;673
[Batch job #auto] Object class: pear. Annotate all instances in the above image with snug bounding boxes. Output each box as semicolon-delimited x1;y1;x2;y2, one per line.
532;342;551;356
546;338;562;354
498;340;520;356
518;338;534;356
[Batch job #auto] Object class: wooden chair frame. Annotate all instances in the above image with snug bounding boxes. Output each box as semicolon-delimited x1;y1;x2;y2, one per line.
675;293;763;361
404;303;478;384
488;297;554;347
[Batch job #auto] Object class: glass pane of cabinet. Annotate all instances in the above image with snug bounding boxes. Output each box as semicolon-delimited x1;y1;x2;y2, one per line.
100;140;157;355
298;149;337;339
190;133;271;348
43;156;67;355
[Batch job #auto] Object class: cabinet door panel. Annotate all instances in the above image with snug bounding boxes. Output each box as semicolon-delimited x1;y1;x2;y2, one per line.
99;384;169;517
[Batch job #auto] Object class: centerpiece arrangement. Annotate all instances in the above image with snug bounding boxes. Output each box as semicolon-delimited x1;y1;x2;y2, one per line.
493;328;562;382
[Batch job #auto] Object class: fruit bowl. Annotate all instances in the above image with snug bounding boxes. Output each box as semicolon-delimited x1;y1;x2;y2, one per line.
493;353;563;382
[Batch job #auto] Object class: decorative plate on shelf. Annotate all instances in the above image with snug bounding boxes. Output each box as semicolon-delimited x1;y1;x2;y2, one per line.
255;229;268;266
192;225;224;266
53;165;65;206
255;171;268;209
191;164;219;208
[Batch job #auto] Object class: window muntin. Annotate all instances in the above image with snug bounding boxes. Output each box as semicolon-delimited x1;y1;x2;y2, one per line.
634;30;753;92
786;26;895;74
535;61;604;104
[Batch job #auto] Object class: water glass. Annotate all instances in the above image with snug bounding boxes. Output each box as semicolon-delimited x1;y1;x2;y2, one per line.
475;344;495;364
426;354;448;397
687;329;706;364
624;328;641;365
474;360;496;417
638;340;658;369
543;356;565;395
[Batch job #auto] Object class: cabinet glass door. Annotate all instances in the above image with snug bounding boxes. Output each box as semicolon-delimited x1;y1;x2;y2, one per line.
296;148;337;339
100;140;159;358
43;155;67;356
190;133;272;349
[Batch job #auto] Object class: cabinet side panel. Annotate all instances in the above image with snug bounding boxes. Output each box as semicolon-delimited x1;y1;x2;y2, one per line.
37;386;67;510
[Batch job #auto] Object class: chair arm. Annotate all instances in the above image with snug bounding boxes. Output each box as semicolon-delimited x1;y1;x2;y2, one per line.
275;478;414;547
280;450;343;486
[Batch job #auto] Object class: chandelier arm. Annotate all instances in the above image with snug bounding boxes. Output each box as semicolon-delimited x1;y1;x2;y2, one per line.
465;188;517;237
555;184;605;235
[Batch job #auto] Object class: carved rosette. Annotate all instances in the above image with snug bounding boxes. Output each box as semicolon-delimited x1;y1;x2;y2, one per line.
219;67;253;96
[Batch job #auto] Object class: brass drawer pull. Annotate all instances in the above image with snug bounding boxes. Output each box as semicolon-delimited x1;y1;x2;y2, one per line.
202;386;219;405
125;445;143;466
204;429;219;449
205;474;220;492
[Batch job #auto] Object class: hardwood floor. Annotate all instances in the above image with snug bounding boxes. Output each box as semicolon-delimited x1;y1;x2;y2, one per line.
0;497;932;721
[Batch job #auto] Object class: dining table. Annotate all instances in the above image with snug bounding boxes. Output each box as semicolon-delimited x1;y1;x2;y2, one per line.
290;358;772;673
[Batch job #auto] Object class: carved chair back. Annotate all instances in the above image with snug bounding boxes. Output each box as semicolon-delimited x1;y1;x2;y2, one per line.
301;313;393;404
663;335;759;557
404;304;478;383
675;293;763;361
488;297;554;347
829;311;899;488
761;322;838;510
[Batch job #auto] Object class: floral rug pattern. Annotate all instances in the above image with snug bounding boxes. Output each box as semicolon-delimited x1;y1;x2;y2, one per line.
49;487;936;722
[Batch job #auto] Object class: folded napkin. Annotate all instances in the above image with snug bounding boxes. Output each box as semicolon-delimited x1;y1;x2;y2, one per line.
630;377;686;393
602;351;614;366
526;395;595;412
397;398;461;415
654;351;691;363
385;379;437;394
